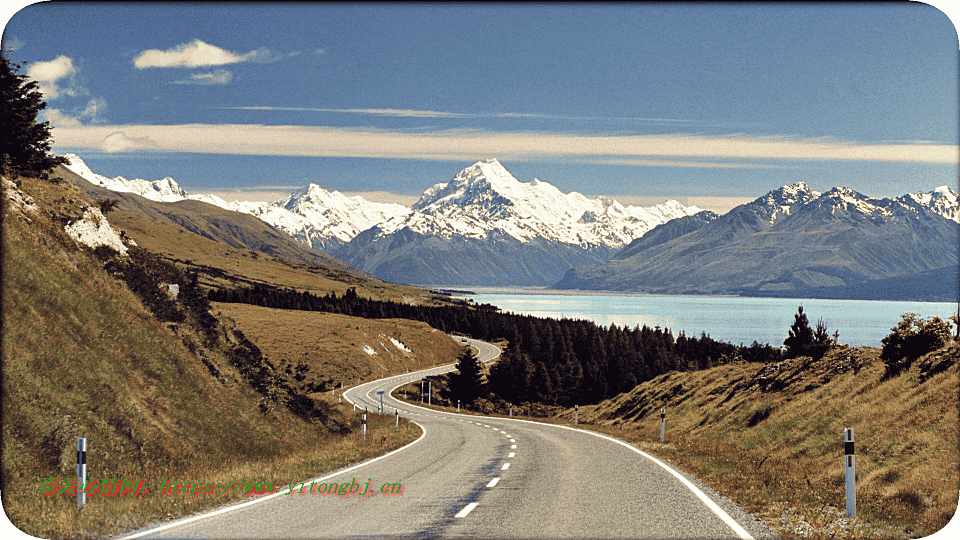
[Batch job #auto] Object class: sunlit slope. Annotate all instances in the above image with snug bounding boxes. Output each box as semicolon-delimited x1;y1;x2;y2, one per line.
573;345;959;537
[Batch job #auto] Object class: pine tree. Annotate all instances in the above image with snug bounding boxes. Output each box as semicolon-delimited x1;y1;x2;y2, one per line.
1;55;67;180
784;306;814;358
445;348;485;407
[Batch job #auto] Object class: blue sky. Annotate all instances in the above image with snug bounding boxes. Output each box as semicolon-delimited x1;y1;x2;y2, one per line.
2;2;958;212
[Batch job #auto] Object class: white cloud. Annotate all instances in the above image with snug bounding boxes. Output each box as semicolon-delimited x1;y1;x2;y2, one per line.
44;109;82;127
133;39;275;69
174;69;234;85
26;55;78;99
99;131;159;153
43;98;106;127
51;123;959;164
77;97;107;122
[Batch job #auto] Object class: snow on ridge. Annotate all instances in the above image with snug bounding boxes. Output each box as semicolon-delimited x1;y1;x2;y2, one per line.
64;153;188;203
392;158;702;247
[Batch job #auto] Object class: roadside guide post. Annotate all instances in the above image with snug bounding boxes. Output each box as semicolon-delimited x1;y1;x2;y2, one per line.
395;408;399;427
574;405;578;425
660;408;666;442
377;390;384;415
77;438;87;509
845;428;856;517
457;399;460;413
362;412;367;441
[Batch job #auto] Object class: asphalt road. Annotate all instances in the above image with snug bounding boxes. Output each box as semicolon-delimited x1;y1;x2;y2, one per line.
120;337;777;539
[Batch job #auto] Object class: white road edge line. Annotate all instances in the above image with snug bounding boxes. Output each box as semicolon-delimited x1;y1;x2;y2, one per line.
495;417;756;540
455;502;479;518
373;338;755;540
118;423;429;539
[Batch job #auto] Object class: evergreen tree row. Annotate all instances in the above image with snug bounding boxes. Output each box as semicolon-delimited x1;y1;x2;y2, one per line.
209;284;784;405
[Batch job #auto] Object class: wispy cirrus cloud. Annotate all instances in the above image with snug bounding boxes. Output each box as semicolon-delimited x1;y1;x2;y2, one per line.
50;123;959;164
173;69;234;85
224;105;702;125
133;39;280;69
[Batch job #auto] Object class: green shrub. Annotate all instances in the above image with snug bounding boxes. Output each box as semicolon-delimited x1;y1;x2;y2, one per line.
881;313;952;378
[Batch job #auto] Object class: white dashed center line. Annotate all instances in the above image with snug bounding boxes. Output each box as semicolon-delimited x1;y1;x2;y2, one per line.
486;477;500;488
508;452;515;458
501;463;510;470
455;502;479;518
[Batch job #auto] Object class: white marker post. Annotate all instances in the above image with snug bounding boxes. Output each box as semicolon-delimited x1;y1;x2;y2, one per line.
428;381;432;406
421;381;424;403
76;438;87;509
377;390;384;415
395;408;399;427
660;408;666;442
574;405;578;425
457;399;460;413
361;413;367;441
845;428;856;517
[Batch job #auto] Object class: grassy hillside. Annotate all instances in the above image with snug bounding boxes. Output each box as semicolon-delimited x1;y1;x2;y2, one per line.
1;173;432;538
213;303;466;391
566;345;959;539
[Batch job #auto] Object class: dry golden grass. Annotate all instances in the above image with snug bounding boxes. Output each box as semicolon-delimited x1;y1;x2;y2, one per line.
1;174;443;538
569;346;960;539
213;302;466;388
11;408;420;539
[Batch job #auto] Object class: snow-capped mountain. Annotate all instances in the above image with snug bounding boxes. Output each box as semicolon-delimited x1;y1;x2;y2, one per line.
897;185;959;223
268;184;409;249
556;182;960;300
333;159;703;286
374;159;700;248
63;154;189;203
62;154;409;250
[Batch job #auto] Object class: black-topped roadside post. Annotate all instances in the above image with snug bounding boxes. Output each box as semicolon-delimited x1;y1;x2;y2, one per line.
845;428;856;517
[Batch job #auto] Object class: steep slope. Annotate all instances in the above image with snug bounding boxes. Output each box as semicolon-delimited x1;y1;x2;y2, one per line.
334;159;702;286
555;183;959;300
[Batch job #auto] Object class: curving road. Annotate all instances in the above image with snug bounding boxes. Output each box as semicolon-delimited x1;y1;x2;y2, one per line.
120;337;776;539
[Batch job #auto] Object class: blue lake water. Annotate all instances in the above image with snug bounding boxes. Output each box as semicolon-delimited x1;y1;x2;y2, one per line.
464;289;958;348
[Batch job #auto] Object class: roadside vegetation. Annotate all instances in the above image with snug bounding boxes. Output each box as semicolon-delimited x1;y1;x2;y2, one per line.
401;308;959;539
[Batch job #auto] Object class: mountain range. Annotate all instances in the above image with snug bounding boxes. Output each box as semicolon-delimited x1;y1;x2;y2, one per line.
63;155;702;286
62;154;959;299
555;182;959;300
331;159;701;286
